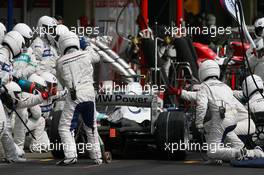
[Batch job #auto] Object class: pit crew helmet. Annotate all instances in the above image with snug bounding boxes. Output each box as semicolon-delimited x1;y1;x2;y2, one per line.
13;23;33;48
58;31;80;55
254;17;264;38
2;31;25;57
198;60;220;82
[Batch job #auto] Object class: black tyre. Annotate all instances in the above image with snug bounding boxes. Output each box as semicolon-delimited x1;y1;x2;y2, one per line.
155;111;186;160
173;37;198;79
252;112;264;149
50;110;65;159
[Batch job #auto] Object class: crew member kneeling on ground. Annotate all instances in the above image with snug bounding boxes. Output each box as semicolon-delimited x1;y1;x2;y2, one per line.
195;60;264;162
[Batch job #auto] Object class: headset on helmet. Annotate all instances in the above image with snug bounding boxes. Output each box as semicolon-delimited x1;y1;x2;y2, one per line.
198;60;220;82
242;75;264;98
0;22;6;43
3;31;25;57
13;23;33;48
254;17;264;38
5;81;22;101
58;31;80;55
37;16;57;41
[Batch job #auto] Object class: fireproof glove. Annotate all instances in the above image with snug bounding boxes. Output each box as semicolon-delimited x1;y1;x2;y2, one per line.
196;123;204;134
41;91;49;100
168;86;182;96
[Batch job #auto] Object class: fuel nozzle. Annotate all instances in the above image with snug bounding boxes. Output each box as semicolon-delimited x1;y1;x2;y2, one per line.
16;79;36;93
15;78;47;94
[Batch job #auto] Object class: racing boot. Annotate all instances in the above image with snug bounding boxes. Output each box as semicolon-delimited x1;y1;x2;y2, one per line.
250;146;264;158
1;132;26;163
56;157;77;166
93;158;103;165
1;157;27;163
236;146;264;160
15;143;25;158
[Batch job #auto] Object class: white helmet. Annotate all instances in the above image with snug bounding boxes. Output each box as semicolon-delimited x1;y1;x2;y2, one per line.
254;17;264;37
28;73;47;87
40;72;57;85
37;16;57;40
2;31;25;57
58;31;80;55
126;82;143;95
13;23;33;39
198;60;220;82
242;75;263;97
0;22;6;43
40;72;58;95
5;81;22;100
13;23;33;48
55;24;69;41
54;24;69;49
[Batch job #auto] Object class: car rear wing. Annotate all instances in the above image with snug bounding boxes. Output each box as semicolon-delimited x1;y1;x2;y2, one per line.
96;94;153;107
96;94;159;133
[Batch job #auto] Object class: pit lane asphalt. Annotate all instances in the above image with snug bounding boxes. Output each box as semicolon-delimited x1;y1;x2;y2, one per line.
0;153;263;175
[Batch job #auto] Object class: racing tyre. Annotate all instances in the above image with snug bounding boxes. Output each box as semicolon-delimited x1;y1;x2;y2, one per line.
50;110;65;159
155;111;186;160
173;37;198;79
252;112;264;149
253;124;264;149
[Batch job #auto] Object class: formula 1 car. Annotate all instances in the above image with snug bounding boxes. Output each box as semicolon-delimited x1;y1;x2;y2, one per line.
49;94;188;161
48;36;189;161
95;85;187;160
